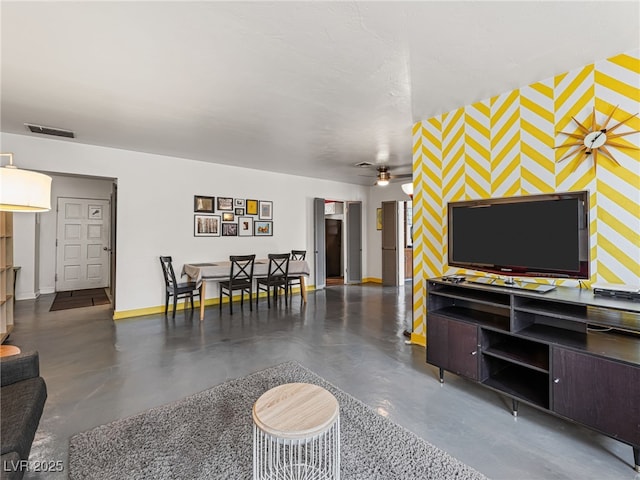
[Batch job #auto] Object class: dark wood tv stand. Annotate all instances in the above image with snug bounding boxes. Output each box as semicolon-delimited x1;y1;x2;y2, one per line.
426;277;640;472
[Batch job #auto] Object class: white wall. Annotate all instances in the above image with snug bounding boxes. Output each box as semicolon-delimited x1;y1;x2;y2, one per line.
2;132;370;314
13;213;37;299
366;182;412;280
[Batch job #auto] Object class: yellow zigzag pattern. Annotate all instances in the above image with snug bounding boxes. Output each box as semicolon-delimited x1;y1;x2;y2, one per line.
441;108;465;277
412;121;426;336
490;90;521;197
411;50;640;345
554;65;595;186
412;118;444;335
520;80;555;194
465;101;491;199
593;52;640;284
442;108;466;202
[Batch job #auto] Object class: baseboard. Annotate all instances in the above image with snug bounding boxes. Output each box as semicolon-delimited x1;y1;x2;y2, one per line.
362;278;382;284
40;287;55;295
410;332;426;347
113;287;315;320
114;297;222;320
15;291;38;300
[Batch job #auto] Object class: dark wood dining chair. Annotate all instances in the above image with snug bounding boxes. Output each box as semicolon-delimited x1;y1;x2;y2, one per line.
159;256;200;318
219;255;255;314
287;250;306;301
256;253;290;308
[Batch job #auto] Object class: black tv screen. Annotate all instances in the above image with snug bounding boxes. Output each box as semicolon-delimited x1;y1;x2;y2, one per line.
448;191;589;279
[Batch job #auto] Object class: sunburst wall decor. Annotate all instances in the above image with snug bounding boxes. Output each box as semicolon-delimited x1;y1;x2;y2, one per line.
555;105;639;170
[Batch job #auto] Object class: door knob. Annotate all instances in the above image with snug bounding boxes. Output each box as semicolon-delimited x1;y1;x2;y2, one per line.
103;247;112;252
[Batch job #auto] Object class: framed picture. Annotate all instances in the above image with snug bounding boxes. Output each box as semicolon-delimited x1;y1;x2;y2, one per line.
222;212;235;222
376;208;382;230
235;208;244;215
88;205;103;220
254;220;273;236
194;195;215;213
194;214;220;237
234;198;245;208
238;216;253;237
222;223;238;236
217;197;233;211
246;199;258;215
259;200;273;220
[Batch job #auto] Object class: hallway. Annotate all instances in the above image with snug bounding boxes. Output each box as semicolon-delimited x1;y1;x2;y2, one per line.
9;284;635;480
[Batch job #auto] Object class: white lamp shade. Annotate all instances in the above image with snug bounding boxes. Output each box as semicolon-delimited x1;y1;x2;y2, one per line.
376;179;389;186
401;182;413;197
0;166;52;211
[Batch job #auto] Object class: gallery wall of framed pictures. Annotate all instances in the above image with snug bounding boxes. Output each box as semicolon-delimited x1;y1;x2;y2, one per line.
194;195;273;237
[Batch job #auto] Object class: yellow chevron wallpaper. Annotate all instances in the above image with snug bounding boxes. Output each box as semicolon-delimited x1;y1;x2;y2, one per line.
411;50;640;344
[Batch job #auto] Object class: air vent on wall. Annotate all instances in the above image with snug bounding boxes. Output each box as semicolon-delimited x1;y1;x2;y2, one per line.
355;161;373;167
24;123;75;138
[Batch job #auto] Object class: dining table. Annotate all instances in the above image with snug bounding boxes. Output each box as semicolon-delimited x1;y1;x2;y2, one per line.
182;259;311;320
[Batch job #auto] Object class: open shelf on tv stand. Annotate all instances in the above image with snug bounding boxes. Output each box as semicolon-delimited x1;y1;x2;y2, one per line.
426;277;640;472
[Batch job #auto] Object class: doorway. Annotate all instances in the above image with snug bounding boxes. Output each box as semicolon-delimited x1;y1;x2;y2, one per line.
12;173;117;306
404;200;413;281
314;198;362;289
325;218;343;285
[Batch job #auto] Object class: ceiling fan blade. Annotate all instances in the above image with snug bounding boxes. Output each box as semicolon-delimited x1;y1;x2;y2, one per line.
391;173;412;179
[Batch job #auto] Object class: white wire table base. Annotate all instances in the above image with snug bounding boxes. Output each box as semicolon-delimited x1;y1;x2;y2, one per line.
253;417;340;480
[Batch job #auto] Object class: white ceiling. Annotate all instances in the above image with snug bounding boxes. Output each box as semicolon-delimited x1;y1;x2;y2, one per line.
1;1;638;185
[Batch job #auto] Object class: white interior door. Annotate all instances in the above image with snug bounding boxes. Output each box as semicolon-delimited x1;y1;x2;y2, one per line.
56;197;110;291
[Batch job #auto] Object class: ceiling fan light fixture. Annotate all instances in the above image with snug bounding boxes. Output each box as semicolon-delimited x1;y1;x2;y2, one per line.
376;166;391;186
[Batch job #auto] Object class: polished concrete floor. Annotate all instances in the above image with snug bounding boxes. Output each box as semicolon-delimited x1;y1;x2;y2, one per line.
8;285;638;480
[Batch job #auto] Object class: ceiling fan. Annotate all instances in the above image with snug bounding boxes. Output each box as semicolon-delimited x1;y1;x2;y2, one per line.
357;163;412;186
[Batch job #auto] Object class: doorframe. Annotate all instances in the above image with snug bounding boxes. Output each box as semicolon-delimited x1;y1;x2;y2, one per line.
313;197;363;288
110;182;118;309
313;198;326;289
46;174;118;308
55;196;111;292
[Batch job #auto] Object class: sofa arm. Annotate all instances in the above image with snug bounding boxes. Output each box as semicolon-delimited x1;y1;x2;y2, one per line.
0;351;40;387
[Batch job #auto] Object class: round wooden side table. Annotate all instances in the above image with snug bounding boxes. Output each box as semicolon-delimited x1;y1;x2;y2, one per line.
0;345;21;357
252;382;340;480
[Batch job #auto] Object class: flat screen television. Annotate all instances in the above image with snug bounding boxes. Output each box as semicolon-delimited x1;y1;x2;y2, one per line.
448;191;590;279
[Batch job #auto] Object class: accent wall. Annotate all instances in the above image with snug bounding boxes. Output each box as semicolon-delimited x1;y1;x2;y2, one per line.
411;50;640;344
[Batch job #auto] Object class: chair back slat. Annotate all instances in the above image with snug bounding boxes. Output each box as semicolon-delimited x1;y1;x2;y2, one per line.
160;256;178;288
291;250;306;261
229;255;256;282
267;253;290;280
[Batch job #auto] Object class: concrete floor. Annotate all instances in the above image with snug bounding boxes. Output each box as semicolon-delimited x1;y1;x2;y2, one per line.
8;284;638;480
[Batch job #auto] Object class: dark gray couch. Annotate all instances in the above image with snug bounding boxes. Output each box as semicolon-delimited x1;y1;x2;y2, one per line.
0;351;47;480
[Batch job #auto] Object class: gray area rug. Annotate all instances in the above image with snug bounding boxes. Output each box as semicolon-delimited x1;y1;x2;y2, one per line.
69;362;488;479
